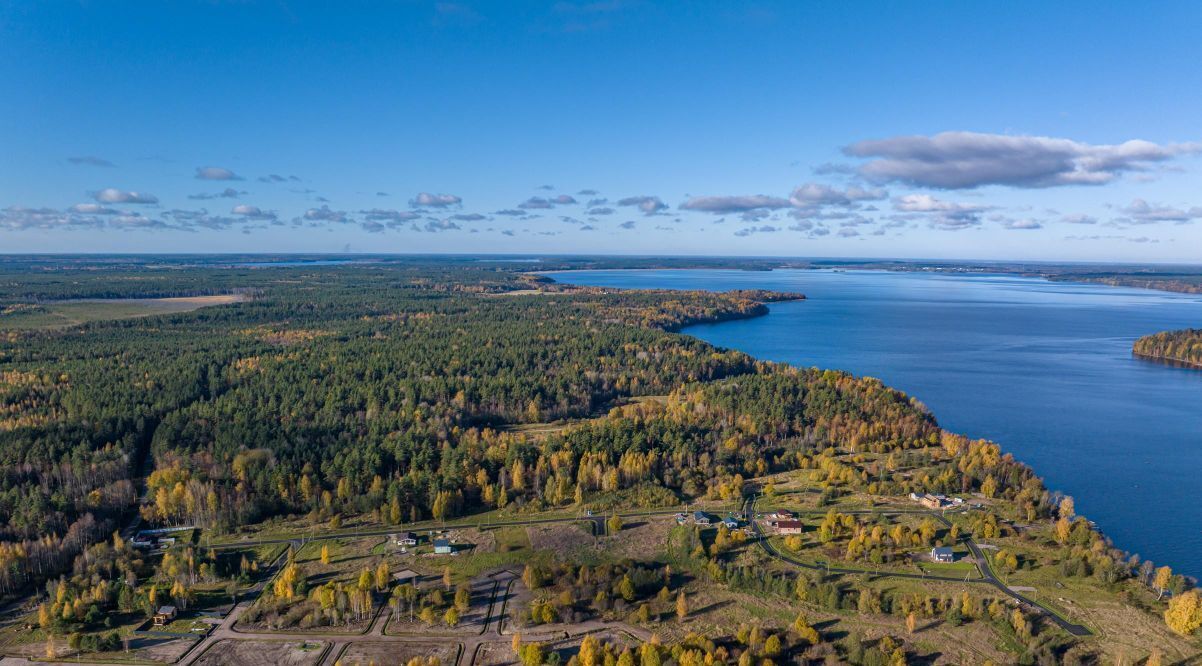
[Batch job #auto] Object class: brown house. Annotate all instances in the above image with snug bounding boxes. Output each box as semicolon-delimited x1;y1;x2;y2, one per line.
776;520;804;535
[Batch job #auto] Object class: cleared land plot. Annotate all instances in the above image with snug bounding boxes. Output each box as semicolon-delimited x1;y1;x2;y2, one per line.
192;639;328;666
0;295;245;330
386;573;497;635
475;641;519;666
336;640;460;665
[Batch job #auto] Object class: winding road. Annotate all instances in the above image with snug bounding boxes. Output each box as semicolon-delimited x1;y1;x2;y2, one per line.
744;495;1092;636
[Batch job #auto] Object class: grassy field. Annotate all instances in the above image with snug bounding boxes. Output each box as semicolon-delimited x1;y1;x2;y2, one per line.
0;294;245;330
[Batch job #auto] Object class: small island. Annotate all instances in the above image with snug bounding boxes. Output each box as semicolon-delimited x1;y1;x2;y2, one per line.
1134;329;1202;369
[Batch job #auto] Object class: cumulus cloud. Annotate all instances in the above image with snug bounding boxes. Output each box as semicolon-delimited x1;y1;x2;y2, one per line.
587;206;615;216
617;195;668;215
195;166;243;181
995;217;1043;230
108;212;175;230
845;131;1201;189
450;213;486;221
578;189;599;196
680;195;791;214
1;207;105;231
69;203;119;215
789;183;886;209
734;225;779;237
303;205;351;223
231;204;278;221
258;174;301;183
619;220;636;229
518;195;577;209
1062;213;1098;225
1116;198;1202;223
68;156;115;167
422;219;461;232
360;208;421;224
93;188;159;204
893;194;987;230
189;187;244;200
518;197;554;209
411;192;462;208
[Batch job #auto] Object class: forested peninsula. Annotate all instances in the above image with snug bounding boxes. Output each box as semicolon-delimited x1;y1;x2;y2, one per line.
0;257;1198;665
1134;328;1202;368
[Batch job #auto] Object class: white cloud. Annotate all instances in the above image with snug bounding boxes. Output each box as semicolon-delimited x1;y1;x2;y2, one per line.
303;205;351;223
789;183;886;209
69;203;119;215
195;166;243;181
893;194;987;230
411;192;462;208
680;195;791;214
93;188;159;204
846;131;1201;189
1117;198;1202;223
617;195;668;215
1062;213;1098;225
231;204;277;220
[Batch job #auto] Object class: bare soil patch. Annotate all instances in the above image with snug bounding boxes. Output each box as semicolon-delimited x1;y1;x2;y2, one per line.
336;640;460;665
605;515;675;560
475;641;520;666
192;639;328;666
527;523;595;555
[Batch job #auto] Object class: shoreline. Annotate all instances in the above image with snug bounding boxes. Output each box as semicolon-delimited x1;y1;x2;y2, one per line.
543;268;1197;582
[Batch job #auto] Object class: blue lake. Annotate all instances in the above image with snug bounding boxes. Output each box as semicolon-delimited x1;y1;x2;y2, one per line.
549;269;1202;577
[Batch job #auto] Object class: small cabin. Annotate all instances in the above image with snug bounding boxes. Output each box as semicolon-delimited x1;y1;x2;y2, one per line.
153;605;177;626
433;538;453;554
722;517;739;529
931;546;955;563
393;532;418;547
776;520;803;535
693;511;712;526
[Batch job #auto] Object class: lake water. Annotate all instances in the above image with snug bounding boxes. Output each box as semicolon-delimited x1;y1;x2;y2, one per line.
549;269;1202;577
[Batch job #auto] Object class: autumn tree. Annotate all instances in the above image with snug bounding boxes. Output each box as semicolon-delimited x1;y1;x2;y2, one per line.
1154;566;1173;600
1164;590;1201;636
607;514;623;535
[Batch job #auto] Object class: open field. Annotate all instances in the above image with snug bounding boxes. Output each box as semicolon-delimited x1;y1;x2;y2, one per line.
0;294;246;329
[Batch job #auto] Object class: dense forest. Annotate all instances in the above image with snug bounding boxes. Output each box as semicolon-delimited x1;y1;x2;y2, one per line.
0;257;1197;660
0;259;806;591
1134;328;1202;368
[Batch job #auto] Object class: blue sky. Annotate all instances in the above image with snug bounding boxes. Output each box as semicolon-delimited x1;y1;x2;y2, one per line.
2;1;1201;261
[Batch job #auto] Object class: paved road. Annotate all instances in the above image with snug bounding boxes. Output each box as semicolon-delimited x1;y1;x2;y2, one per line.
745;496;1093;637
